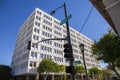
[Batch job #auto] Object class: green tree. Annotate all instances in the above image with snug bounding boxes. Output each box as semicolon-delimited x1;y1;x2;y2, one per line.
74;65;85;80
0;65;12;80
102;69;112;80
89;67;102;80
92;30;120;79
37;59;57;80
55;65;65;73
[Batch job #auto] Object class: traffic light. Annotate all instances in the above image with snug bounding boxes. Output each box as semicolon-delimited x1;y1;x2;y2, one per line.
63;43;72;59
66;66;76;74
66;66;72;73
27;41;31;50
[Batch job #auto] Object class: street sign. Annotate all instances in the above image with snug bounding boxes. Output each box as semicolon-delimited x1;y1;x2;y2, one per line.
73;60;81;65
60;14;72;25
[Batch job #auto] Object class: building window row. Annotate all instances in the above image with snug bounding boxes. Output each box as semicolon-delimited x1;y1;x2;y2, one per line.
73;54;79;59
44;14;52;21
37;10;41;15
42;39;52;45
73;49;78;53
77;37;81;41
21;61;28;69
41;45;52;53
54;30;62;36
54;25;61;31
35;21;40;27
70;29;75;34
54;42;62;48
28;14;35;25
54;56;63;62
71;33;76;38
22;52;29;60
63;29;67;34
31;51;37;59
33;35;39;41
42;31;52;38
72;43;77;48
36;16;41;21
29;61;36;67
32;43;38;49
43;19;52;26
40;53;52;59
54;36;62;42
42;25;52;32
34;28;40;34
54;49;63;55
71;38;76;43
54;20;59;25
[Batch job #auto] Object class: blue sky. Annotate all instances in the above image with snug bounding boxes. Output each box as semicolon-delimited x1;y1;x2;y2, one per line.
0;0;110;67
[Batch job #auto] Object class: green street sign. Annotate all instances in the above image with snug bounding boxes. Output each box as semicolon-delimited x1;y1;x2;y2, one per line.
60;14;72;25
74;60;81;65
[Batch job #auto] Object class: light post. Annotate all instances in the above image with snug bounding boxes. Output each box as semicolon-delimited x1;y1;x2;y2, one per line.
50;3;75;80
79;43;89;80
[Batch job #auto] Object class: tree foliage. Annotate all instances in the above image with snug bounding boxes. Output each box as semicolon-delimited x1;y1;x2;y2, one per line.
56;65;65;73
0;65;12;80
102;69;112;77
37;59;59;80
37;59;57;74
92;30;120;62
92;30;120;78
74;65;85;74
89;67;101;75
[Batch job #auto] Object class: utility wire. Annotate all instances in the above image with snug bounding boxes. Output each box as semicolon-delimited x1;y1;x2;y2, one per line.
80;6;94;32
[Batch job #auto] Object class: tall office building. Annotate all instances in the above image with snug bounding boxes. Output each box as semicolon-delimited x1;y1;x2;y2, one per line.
11;8;100;80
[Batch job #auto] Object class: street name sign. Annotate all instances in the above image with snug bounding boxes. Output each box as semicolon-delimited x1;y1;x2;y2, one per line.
60;14;72;25
73;60;81;65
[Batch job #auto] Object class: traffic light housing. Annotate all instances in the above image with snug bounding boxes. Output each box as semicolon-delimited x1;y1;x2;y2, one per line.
66;66;72;73
63;43;72;59
27;41;31;50
66;66;76;74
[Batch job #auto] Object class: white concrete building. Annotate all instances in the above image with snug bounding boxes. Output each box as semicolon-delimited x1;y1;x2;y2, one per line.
11;8;100;80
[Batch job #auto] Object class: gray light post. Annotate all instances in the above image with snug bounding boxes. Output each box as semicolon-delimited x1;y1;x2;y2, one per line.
50;3;75;80
79;43;89;80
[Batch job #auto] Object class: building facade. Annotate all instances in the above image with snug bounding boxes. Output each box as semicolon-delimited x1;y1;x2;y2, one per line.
11;8;100;80
90;0;120;36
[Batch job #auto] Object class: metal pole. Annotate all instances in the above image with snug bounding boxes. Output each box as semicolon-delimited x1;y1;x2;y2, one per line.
82;50;89;80
63;3;75;80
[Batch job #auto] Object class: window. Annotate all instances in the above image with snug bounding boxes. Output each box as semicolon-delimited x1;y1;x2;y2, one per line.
54;49;63;55
32;43;38;49
44;14;52;21
29;61;36;67
35;21;40;27
40;53;52;59
43;19;52;26
36;16;40;20
33;35;39;41
31;51;37;59
34;28;39;33
54;57;63;62
41;45;52;53
42;31;52;38
37;11;41;15
30;61;32;67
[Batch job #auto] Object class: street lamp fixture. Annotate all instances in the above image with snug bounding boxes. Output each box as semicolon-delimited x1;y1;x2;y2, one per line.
79;43;84;52
79;43;89;80
50;5;64;15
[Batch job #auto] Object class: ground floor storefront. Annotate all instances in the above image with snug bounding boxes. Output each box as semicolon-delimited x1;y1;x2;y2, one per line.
13;73;89;80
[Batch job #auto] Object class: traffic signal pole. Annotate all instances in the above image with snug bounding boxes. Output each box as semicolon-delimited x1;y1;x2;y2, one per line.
63;3;75;80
